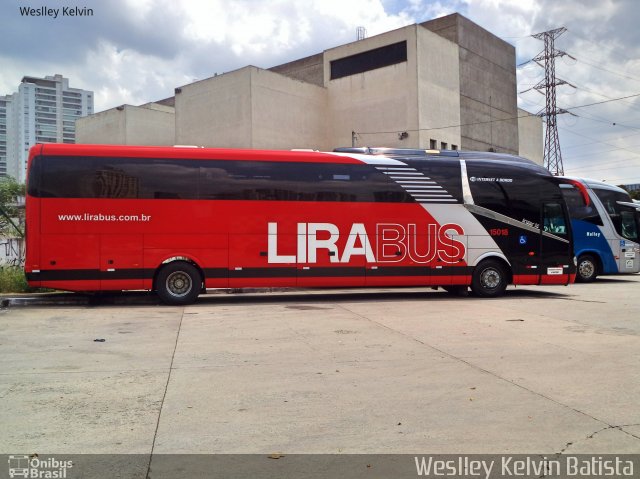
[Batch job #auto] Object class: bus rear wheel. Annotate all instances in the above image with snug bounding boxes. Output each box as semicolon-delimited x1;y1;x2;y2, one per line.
471;259;508;297
576;254;598;283
156;261;202;305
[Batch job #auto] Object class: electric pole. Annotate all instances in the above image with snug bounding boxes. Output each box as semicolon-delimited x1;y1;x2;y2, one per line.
528;27;575;175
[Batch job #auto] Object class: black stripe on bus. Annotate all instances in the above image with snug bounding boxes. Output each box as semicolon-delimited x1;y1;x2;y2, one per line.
367;266;473;277
26;269;155;281
27;265;474;282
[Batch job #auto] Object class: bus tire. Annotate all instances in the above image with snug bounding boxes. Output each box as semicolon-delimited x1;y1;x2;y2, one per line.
471;259;508;298
576;254;598;283
156;261;202;305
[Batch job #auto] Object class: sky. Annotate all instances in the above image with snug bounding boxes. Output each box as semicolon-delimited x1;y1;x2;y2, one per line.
1;0;639;186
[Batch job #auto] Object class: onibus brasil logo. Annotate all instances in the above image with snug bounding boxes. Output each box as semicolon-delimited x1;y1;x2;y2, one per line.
8;455;73;478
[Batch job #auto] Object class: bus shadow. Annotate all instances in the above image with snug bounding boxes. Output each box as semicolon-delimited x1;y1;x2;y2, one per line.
4;285;572;309
591;276;640;284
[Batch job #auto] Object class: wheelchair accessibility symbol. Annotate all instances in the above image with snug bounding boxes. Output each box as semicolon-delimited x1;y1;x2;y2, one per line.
519;235;528;245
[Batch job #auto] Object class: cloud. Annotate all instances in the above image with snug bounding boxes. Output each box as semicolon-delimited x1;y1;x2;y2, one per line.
1;0;638;183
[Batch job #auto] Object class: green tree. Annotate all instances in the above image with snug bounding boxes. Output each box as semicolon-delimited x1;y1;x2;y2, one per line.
617;185;640;201
0;176;25;237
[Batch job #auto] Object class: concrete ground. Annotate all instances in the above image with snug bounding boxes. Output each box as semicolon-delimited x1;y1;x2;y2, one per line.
1;276;639;457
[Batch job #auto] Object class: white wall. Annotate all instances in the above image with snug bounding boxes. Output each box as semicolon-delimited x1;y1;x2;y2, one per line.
416;26;461;149
77;104;175;146
176;66;328;150
175;67;253;148
517;108;543;165
325;26;420;149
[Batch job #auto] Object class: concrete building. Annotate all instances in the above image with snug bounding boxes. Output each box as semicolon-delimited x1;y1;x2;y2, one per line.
0;94;15;176
77;101;175;146
79;13;543;164
1;74;93;182
517;108;543;162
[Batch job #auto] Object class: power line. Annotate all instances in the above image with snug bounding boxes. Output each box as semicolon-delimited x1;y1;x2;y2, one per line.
558;82;640;114
558;124;640;160
562;130;640;151
355;112;536;136
565;163;640;174
565;29;634;67
355;92;640;137
566;51;640;84
564;93;640;111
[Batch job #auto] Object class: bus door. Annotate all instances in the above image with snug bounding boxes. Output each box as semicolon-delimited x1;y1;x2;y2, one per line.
539;202;573;284
100;235;144;290
614;204;640;273
596;192;640;274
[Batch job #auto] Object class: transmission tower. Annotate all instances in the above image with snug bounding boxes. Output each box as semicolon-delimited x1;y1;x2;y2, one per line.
528;27;575;175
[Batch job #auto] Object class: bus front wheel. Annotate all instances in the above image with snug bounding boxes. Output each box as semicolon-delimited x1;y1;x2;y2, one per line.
156;261;202;305
471;259;508;297
576;254;598;283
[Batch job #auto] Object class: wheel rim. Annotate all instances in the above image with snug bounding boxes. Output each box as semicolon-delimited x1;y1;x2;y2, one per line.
165;271;193;297
480;267;501;289
579;260;594;279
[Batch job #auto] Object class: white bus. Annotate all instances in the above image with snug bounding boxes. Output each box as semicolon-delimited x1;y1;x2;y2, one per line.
560;177;640;282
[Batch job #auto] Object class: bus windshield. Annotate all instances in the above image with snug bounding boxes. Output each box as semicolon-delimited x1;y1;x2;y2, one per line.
593;188;640;242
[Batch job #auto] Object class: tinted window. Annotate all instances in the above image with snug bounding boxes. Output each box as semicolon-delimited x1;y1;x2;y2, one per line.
36;156;199;199
594;188;639;241
560;185;602;226
199;161;405;202
543;203;569;237
405;159;463;202
466;163;512;217
96;158;199;199
33;155;414;204
467;163;562;227
503;175;553;227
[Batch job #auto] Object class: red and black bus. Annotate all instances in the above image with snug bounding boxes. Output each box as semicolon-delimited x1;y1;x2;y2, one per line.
25;144;576;304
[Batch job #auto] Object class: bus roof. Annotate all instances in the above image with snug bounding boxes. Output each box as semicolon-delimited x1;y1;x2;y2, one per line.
559;176;631;194
334;146;549;174
31;143;549;174
30;143;362;165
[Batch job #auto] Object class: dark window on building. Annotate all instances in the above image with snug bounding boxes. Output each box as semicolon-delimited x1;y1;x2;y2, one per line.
330;41;407;80
429;139;437;150
440;142;448;150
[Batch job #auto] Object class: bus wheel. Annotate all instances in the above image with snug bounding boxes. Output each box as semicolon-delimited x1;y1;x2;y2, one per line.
576;254;598;283
471;259;508;297
156;261;202;305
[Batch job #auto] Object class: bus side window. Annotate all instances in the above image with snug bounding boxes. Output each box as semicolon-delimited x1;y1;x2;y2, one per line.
543;203;568;235
620;210;639;241
560;185;602;226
